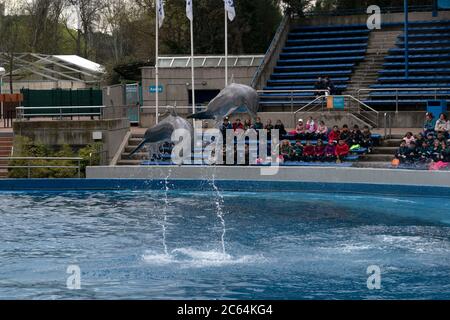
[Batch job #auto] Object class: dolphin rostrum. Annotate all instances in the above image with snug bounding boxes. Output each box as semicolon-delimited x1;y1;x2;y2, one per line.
128;108;193;158
188;83;259;121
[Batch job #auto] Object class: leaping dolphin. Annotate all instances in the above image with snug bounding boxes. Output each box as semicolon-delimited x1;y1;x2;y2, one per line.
128;108;193;158
188;83;259;121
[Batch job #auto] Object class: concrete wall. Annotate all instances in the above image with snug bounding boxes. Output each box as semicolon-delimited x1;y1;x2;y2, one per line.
87;165;450;189
13;118;130;164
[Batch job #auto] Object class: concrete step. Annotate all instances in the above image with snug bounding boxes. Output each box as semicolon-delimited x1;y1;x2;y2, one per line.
382;139;403;147
117;160;143;166
361;154;394;162
352;161;392;168
372;147;397;155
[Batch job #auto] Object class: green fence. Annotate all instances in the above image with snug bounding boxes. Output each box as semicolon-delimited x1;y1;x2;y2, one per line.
21;88;103;117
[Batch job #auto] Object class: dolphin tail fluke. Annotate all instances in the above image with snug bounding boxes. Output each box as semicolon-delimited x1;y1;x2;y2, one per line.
188;111;214;120
128;139;148;158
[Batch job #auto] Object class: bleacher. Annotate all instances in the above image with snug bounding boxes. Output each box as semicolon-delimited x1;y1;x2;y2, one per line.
365;20;450;110
260;23;370;109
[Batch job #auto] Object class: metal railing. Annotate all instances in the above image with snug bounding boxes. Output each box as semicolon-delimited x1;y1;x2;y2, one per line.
357;88;450;113
258;89;331;113
294;94;380;128
384;113;393;140
16;106;106;120
0;157;83;178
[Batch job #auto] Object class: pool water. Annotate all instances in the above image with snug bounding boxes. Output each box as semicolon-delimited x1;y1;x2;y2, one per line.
0;188;449;300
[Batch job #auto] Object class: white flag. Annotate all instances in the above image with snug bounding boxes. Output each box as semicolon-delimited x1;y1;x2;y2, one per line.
157;0;165;28
224;0;236;21
186;0;193;21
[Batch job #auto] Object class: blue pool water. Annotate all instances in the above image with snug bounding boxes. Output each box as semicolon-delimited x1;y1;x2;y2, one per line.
0;188;450;300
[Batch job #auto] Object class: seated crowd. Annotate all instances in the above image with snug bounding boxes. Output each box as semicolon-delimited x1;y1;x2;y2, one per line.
220;117;374;164
395;112;450;167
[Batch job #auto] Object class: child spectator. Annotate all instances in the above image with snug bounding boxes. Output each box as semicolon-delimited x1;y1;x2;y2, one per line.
324;141;337;162
417;141;432;164
306;117;318;140
265;119;274;131
426;132;436;145
340;125;351;143
328;125;340;144
443;141;450;162
274;120;287;136
302;141;315;162
395;141;410;164
316;121;328;140
280;140;292;162
406;141;418;163
291;141;303;161
295;119;306;140
253;117;264;130
361;126;373;153
415;133;425;147
314;139;326;161
233;119;244;131
244;119;252;131
220;117;232;138
437;132;446;142
335;139;350;163
403;132;416;146
349;125;363;147
431;139;443;162
423;112;435;135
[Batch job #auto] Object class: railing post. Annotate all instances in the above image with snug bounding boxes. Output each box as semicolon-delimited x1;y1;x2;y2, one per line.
384;113;387;139
290;91;293;114
396;90;399;114
60;106;62;120
27;160;31;179
78;159;81;179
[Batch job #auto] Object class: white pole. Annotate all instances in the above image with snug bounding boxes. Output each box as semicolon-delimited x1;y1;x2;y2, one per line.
155;2;160;124
224;7;228;87
190;17;195;115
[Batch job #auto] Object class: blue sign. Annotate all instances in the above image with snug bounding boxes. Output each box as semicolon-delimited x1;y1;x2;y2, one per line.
149;85;163;93
333;96;345;110
439;0;450;9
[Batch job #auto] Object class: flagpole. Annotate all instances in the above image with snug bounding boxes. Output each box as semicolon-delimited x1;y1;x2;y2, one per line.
155;1;160;124
190;13;195;115
224;7;228;87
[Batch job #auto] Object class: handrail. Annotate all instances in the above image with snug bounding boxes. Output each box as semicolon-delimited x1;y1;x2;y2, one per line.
16;105;105;120
0;157;83;178
294;95;328;114
357;88;450;113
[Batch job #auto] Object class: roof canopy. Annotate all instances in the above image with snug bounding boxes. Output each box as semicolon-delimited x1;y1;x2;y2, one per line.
0;53;105;83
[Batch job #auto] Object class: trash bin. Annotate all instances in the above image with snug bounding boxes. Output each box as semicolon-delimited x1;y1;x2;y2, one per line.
427;100;447;118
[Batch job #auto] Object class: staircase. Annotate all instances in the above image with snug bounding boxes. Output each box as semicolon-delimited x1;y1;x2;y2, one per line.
0;133;14;178
345;27;403;99
354;134;402;168
117;133;148;166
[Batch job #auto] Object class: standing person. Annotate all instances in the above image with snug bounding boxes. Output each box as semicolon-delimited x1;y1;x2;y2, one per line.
324;76;336;95
314;76;325;96
335;139;350;163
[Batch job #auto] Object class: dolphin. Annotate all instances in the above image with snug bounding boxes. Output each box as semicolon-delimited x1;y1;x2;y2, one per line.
128;108;193;158
188;83;259;122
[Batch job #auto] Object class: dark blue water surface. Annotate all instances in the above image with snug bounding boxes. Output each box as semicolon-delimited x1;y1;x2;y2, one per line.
0;189;449;300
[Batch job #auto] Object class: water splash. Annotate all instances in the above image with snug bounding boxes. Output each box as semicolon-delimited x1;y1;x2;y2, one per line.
211;174;227;254
161;169;172;256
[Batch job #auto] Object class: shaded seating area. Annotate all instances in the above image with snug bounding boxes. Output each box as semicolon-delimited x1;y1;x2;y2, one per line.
364;20;450;110
261;23;370;110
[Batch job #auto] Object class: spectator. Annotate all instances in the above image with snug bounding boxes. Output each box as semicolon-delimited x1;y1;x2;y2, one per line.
324;76;336;95
395;141;410;164
443;141;450;162
431;139;443;162
291;141;303;161
314;76;326;96
335;139;350;163
265;119;274;131
435;113;449;135
349;125;363;147
253;117;264;130
417;140;432;164
324;141;337;162
244;119;252;131
306;117;318;139
403;132;416;146
295;119;306;140
233;119;244;131
314;139;326;161
220;117;232;137
280;140;293;161
328;125;340;144
361;126;373;153
274;120;287;136
415;133;425;147
302;141;315;162
406;141;418;163
423;112;435;135
340;125;351;143
426;132;436;145
437;132;446;143
316;121;328;140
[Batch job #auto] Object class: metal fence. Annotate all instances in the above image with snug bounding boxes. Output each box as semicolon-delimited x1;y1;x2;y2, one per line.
0;157;83;178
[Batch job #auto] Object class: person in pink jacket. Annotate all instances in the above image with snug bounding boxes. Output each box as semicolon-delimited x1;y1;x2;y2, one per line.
306;117;318;140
